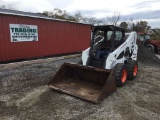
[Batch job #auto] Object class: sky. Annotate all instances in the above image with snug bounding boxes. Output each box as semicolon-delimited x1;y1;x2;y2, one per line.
1;0;160;28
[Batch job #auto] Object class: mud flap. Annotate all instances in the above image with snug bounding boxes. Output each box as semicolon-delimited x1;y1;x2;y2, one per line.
48;63;117;103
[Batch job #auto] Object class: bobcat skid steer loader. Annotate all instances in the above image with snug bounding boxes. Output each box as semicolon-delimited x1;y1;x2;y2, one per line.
48;25;138;103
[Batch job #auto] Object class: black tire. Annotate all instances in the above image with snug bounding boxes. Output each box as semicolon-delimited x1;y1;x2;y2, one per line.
127;60;138;80
146;44;155;53
114;63;127;87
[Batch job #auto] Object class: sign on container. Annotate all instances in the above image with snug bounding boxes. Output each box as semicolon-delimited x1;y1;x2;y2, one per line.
10;24;38;42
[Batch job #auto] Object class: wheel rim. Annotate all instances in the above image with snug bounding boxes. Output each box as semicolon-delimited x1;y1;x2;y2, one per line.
133;65;138;76
121;69;127;83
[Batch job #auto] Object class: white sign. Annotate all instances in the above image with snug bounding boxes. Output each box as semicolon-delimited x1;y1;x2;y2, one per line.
10;24;38;42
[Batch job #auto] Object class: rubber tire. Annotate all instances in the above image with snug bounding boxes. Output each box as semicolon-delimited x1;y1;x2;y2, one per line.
127;60;138;80
146;44;155;53
114;63;127;87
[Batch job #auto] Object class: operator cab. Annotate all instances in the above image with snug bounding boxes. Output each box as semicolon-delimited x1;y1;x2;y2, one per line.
87;25;125;68
137;33;151;45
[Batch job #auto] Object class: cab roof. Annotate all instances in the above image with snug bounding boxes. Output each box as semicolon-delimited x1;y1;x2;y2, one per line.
92;25;125;31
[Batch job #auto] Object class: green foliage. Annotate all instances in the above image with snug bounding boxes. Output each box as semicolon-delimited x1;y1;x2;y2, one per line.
127;20;151;33
42;8;77;22
133;21;150;32
42;9;103;25
151;29;160;40
151;33;160;40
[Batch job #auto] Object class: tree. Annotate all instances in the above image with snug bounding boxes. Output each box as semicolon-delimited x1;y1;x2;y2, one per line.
42;8;77;22
42;9;120;25
82;17;98;25
133;21;150;32
127;18;135;31
106;12;121;26
74;11;103;25
126;19;151;33
98;17;107;25
0;0;16;10
74;11;83;22
98;12;121;26
151;29;160;40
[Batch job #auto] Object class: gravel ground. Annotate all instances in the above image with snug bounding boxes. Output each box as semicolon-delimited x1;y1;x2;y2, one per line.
0;46;160;120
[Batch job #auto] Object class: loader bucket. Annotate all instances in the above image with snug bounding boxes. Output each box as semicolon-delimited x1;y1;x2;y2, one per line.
48;63;117;103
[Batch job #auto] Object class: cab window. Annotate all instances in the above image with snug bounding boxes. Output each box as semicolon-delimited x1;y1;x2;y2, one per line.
115;31;122;41
93;30;104;43
107;31;122;41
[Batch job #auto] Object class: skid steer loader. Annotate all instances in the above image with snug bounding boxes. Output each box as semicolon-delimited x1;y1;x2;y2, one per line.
48;25;138;103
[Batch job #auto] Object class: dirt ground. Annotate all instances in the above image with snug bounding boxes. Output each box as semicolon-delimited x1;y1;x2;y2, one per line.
0;47;160;120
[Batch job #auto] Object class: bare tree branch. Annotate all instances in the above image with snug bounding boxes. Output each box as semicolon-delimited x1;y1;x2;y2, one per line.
107;12;121;26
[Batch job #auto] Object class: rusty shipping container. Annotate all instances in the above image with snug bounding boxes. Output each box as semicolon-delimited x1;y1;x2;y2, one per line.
0;9;91;63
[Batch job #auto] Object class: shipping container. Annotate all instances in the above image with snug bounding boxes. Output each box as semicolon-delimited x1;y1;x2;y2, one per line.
0;8;91;63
